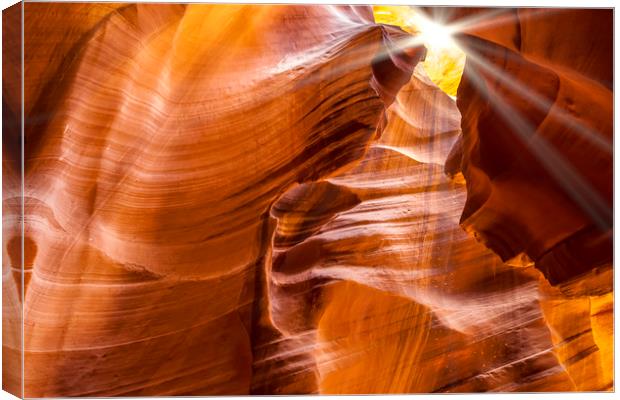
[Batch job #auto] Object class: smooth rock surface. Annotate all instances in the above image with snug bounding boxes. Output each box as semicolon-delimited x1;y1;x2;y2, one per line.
2;4;613;396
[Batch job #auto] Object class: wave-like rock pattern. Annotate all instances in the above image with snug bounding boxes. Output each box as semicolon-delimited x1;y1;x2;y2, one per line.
267;66;612;393
443;8;613;285
3;4;24;397
442;7;614;391
7;3;422;396
2;4;613;396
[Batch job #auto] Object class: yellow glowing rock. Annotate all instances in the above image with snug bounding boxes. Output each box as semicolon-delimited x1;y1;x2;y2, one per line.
372;5;417;32
373;5;465;97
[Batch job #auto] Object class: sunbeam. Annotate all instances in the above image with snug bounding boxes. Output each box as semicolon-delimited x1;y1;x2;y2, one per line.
372;5;612;230
6;4;613;396
462;40;612;153
373;6;465;97
461;57;612;230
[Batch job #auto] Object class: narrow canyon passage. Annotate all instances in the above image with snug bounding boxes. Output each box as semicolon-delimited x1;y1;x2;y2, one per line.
2;4;613;396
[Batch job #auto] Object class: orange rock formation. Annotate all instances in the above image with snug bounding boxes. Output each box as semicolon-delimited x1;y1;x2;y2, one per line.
2;4;613;396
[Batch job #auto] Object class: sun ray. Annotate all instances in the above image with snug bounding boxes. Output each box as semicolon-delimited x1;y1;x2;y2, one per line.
462;44;612;153
462;61;612;229
467;47;613;154
373;6;465;97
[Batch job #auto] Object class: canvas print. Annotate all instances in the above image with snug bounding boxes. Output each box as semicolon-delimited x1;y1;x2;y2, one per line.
2;3;613;397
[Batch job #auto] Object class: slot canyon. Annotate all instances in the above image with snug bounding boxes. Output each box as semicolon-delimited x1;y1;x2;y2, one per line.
2;4;613;396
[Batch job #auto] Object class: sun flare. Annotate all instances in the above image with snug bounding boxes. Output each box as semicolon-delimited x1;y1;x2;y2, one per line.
373;5;465;97
415;16;457;50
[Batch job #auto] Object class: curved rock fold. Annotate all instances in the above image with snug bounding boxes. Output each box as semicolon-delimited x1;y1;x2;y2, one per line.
2;4;612;396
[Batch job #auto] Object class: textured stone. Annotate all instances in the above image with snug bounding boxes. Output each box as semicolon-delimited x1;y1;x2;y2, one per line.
2;4;612;396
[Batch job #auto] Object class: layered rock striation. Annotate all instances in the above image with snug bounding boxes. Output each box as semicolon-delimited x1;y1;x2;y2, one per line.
2;4;613;396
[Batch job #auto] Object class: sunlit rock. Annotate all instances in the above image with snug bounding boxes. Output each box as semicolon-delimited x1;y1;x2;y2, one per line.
372;5;466;97
2;3;612;396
